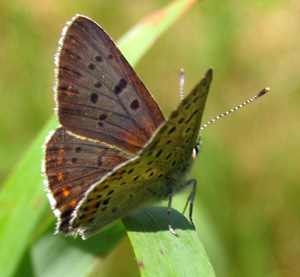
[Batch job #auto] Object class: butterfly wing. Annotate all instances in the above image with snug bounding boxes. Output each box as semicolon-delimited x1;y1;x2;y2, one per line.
44;127;133;233
71;69;212;239
142;68;212;160
56;15;165;154
45;15;166;234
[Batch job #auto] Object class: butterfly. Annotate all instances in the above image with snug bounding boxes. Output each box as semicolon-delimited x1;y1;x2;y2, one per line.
43;14;212;239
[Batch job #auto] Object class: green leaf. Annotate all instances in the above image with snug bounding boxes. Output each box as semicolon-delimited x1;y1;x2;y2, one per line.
0;119;58;277
15;222;126;277
123;207;215;276
118;0;199;65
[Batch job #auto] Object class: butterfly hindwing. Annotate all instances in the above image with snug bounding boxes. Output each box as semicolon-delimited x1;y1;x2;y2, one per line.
70;69;212;238
44;127;133;233
56;15;165;154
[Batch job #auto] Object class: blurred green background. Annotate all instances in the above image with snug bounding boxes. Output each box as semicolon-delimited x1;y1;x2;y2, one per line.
0;0;299;276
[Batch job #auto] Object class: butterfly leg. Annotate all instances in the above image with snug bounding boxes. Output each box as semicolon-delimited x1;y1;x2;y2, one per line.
182;179;197;229
167;187;179;237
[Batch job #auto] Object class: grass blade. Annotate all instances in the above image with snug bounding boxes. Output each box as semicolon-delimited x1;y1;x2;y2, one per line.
123;207;215;276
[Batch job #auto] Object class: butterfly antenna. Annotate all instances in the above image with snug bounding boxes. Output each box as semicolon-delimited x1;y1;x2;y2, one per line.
179;68;185;100
200;87;271;132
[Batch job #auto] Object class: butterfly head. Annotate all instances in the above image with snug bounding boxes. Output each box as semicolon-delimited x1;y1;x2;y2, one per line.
192;139;201;158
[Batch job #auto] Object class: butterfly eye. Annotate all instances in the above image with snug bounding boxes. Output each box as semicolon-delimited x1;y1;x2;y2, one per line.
193;141;200;157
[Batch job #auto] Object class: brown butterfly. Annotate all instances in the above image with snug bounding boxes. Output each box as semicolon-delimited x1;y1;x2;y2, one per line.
43;14;214;239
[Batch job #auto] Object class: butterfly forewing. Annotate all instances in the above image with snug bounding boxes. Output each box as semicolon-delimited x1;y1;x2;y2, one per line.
143;69;212;159
56;15;165;154
71;69;212;239
44;127;133;233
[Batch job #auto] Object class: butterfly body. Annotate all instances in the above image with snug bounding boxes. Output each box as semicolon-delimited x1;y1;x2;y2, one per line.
44;15;212;239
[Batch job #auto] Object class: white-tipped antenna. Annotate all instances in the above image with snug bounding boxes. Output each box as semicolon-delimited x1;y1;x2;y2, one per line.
179;68;185;100
200;87;271;131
